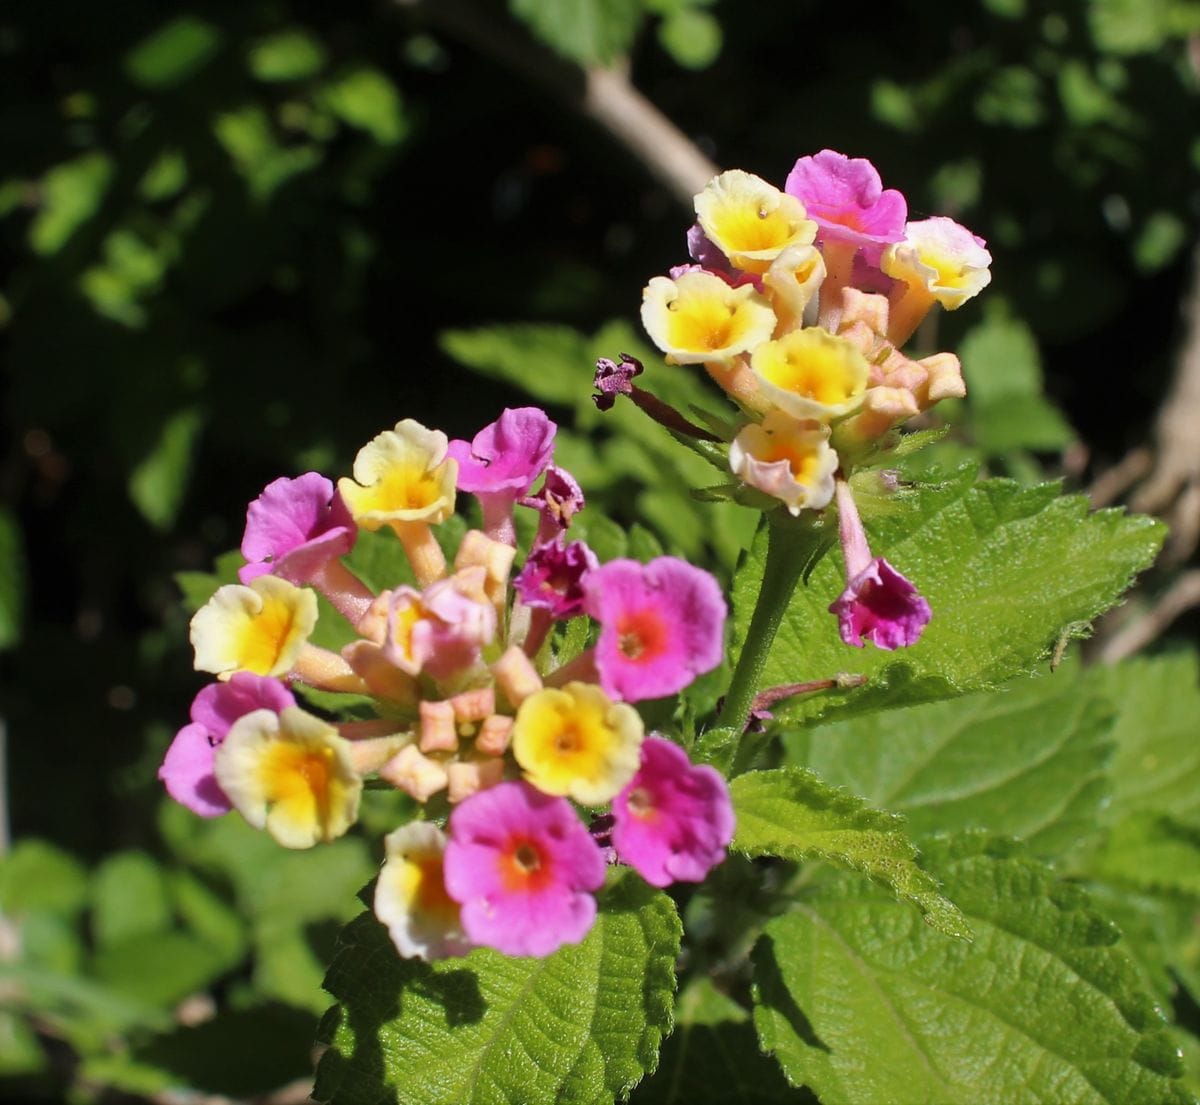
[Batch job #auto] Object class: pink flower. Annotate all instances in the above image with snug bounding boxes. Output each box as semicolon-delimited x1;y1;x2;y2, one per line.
829;479;930;650
784;150;907;262
159;674;295;817
513;537;598;619
443;781;606;957
239;473;356;585
611;737;734;887
520;465;585;545
448;408;557;545
583;557;726;702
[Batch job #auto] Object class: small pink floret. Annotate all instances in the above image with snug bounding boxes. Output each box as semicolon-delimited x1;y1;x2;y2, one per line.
513;538;598;619
583;557;726;703
784;149;907;260
444;781;606;958
159;674;296;817
829;557;931;650
611;737;734;887
448;407;557;498
239;473;356;585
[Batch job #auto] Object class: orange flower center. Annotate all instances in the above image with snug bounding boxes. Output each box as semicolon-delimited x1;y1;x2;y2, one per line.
616;609;668;663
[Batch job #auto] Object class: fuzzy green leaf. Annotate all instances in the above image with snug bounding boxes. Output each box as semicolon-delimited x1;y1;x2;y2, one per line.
730;767;970;939
736;466;1163;725
314;871;680;1105
753;835;1191;1105
782;671;1115;858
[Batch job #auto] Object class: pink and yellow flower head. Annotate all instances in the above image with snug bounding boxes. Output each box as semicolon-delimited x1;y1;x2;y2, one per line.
512;681;644;806
190;576;317;679
751;328;869;421
694;170;817;275
583;557;726;702
784;149;907;262
611;737;734;887
374;822;470;960
641;270;776;365
443;781;607;958
159;674;296;818
214;705;362;848
239;473;356;585
337;419;458;529
729;412;838;514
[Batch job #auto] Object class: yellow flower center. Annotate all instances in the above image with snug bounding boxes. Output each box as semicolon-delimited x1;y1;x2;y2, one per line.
754;330;867;407
235;593;300;675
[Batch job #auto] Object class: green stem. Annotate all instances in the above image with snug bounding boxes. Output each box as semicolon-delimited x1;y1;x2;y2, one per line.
716;512;820;736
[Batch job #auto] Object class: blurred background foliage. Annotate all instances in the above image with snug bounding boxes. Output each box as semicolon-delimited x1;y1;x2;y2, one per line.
0;0;1197;1096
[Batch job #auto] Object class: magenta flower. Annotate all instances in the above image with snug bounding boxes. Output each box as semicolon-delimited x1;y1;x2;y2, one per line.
513;537;599;619
159;674;295;817
784;150;907;262
239;473;356;585
443;781;606;957
583;557;726;702
829;479;930;650
611;737;734;887
520;465;585;545
448;408;557;545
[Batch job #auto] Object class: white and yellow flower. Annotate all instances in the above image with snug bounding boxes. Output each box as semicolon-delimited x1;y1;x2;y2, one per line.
190;576;317;679
641;270;776;365
214;706;362;848
374;822;469;960
337;420;457;529
694;170;816;275
751;328;869;421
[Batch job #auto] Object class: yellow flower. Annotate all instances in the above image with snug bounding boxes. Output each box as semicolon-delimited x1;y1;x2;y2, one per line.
694;170;817;274
729;412;838;514
374;822;468;960
751;328;869;421
512;682;643;806
882;217;992;310
337;419;457;529
641;270;776;365
190;576;317;679
763;244;826;334
214;706;362;848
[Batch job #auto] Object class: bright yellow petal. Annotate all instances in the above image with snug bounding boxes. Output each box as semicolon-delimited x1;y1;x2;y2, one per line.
190;577;317;678
641;272;776;365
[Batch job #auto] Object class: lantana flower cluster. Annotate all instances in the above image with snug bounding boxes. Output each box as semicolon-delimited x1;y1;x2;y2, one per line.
161;409;734;960
629;149;992;649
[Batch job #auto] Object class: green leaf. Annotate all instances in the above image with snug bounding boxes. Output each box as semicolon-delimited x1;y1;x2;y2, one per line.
0;508;26;648
782;670;1115;859
124;16;222;89
0;839;89;919
92;931;236;1009
174;549;243;613
753;835;1190;1105
1089;814;1200;898
629;978;797;1104
128;407;204;531
314;871;681;1105
657;10;722;69
29;152;114;255
248;29;327;82
730;767;970;939
509;0;643;65
319;68;407;145
959;311;1074;454
1085;653;1200;828
737;466;1163;726
91;851;172;948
